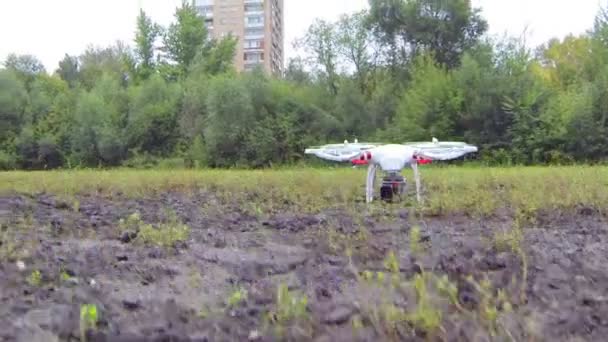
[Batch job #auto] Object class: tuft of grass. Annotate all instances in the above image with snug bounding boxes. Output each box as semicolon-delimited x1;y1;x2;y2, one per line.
118;211;190;248
265;283;310;338
27;269;42;286
406;273;443;334
226;287;248;308
80;304;99;342
137;222;190;248
409;226;423;256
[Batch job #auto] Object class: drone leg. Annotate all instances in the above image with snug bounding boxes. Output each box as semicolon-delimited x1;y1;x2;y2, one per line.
366;164;377;203
411;162;421;203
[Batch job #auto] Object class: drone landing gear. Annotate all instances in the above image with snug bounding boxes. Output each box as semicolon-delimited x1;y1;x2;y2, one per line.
380;172;406;203
365;163;422;204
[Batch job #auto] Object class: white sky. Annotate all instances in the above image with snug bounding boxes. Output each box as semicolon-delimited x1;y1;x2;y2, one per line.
0;0;603;72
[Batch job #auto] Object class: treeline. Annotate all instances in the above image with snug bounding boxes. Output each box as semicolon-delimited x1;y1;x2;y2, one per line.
2;0;608;170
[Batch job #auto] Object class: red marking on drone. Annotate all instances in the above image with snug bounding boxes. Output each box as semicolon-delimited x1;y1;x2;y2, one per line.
352;151;373;165
414;154;433;165
353;153;432;166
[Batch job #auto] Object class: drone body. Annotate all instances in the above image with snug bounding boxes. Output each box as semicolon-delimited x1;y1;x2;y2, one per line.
305;138;478;203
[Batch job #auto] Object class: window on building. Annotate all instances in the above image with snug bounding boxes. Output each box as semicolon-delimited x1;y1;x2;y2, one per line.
244;52;264;62
198;5;213;12
246;15;263;25
245;39;263;49
245;27;264;36
195;0;213;6
245;3;264;12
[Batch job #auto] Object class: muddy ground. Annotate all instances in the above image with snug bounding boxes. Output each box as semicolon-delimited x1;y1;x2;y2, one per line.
0;190;607;341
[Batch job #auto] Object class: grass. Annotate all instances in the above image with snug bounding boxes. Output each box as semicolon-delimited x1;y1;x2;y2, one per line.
2;165;600;340
2;165;607;216
118;211;190;248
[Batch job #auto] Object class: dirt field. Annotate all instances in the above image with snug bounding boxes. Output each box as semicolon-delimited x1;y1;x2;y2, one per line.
1;182;607;341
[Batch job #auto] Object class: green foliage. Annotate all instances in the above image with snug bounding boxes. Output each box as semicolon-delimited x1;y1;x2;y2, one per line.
204;74;254;167
162;0;209;77
77;43;134;90
27;269;42;286
409;226;422;255
3;53;46;88
137;222;190;248
127;74;182;156
406;273;442;332
119;211;190;248
3;3;608;169
368;0;488;68
55;54;79;88
226;287;248;307
295;18;340;95
190;34;238;76
0;70;28;146
70;86;127;167
393;54;461;141
268;283;309;328
80;304;99;341
0;151;17;170
134;9;162;81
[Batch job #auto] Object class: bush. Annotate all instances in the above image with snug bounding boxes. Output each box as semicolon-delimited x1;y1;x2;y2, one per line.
0;151;17;170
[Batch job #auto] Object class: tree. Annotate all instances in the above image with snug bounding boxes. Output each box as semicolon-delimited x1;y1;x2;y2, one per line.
55;54;80;88
134;9;162;81
127;74;182;156
189;34;238;76
534;35;593;89
3;53;46;76
161;1;209;77
367;0;488;68
393;54;461;141
335;10;378;93
78;42;135;90
295;19;340;95
283;57;311;85
3;54;47;89
0;70;28;145
204;75;254;167
333;79;370;138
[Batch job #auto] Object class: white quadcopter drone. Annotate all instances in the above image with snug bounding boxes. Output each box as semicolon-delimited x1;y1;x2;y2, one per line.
305;138;478;203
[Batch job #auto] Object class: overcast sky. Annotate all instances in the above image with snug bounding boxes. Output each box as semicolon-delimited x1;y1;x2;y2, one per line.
0;0;603;72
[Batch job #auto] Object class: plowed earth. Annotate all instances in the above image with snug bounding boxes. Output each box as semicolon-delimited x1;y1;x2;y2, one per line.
0;191;607;341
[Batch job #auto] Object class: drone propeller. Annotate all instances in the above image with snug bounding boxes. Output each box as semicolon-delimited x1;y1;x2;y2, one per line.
304;140;381;162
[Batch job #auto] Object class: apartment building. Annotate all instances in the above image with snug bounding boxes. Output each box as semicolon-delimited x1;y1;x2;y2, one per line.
193;0;284;75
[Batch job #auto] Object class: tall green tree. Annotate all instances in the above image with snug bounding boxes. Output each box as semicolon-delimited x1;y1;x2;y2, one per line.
162;1;209;78
0;70;28;146
204;75;254;167
3;54;46;90
367;0;488;68
134;9;162;81
78;42;135;90
127;74;182;156
335;10;377;93
295;19;340;95
393;54;461;141
54;54;80;88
